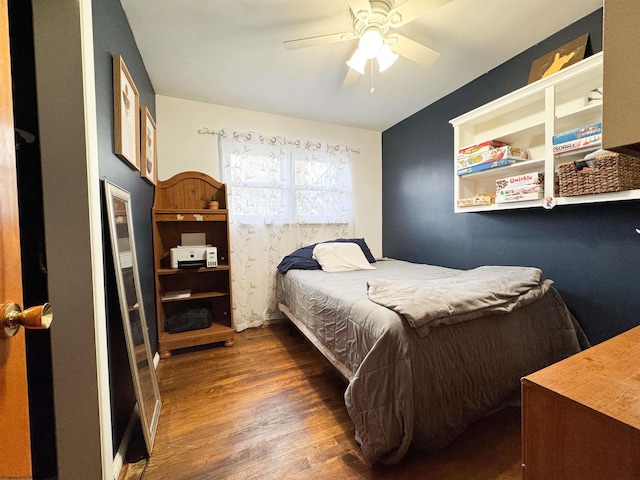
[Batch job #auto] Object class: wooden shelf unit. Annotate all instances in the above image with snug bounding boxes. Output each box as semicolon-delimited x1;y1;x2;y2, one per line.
521;325;640;479
153;172;234;357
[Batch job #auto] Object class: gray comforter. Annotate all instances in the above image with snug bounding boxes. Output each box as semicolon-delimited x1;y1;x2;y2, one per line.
367;266;550;336
276;259;586;464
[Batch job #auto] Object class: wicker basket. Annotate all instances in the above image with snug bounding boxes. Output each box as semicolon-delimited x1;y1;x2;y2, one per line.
557;153;640;196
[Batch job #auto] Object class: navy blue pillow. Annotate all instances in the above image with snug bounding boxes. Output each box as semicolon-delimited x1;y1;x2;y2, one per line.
276;238;376;274
276;244;320;274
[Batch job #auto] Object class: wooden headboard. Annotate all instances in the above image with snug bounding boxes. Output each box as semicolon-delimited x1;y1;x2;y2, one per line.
153;171;226;210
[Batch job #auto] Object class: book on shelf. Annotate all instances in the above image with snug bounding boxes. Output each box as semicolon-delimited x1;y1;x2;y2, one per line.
496;184;543;203
457;145;529;170
457;157;523;176
552;122;602;145
456;193;495;208
458;140;507;156
162;289;191;300
495;191;544;203
496;172;544;190
552;134;601;154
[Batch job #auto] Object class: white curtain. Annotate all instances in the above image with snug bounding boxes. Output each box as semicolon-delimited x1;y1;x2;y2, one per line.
219;129;355;331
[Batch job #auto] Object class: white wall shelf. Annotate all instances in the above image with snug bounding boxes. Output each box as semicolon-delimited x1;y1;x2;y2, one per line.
450;52;639;213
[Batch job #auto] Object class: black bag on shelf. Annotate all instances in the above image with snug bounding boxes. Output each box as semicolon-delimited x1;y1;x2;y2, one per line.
164;302;213;333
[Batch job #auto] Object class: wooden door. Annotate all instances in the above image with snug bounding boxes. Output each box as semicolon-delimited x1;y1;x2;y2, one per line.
0;0;33;476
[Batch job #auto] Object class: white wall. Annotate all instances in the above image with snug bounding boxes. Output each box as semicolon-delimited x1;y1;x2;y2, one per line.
156;95;383;257
34;0;113;477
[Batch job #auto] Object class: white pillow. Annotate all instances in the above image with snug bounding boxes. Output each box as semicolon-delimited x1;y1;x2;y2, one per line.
312;242;376;273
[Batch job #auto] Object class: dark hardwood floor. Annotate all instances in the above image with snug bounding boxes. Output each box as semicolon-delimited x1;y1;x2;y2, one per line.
121;324;522;479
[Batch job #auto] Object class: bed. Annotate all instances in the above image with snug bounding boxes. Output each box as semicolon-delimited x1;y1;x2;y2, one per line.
276;244;588;465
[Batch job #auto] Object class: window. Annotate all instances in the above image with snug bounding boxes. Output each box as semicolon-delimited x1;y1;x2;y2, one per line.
220;131;353;225
217;129;356;332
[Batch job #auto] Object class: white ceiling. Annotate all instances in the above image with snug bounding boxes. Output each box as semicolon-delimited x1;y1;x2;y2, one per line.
121;0;603;132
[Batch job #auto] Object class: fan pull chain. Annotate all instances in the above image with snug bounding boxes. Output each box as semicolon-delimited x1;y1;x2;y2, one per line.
370;59;375;94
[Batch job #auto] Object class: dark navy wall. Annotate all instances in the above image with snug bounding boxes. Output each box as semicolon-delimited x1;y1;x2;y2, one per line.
92;0;157;453
382;9;640;345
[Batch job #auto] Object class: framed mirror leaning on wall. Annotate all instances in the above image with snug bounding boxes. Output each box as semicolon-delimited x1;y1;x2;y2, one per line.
104;180;162;455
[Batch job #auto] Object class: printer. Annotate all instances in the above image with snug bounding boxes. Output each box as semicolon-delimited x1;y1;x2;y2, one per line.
170;245;218;269
169;232;218;269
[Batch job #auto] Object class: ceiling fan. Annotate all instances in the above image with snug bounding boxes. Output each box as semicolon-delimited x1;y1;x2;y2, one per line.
283;0;451;88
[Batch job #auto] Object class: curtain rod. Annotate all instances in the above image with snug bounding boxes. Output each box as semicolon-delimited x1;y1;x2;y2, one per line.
197;127;361;154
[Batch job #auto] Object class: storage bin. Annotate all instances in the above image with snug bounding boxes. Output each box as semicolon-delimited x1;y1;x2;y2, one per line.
557;153;640;196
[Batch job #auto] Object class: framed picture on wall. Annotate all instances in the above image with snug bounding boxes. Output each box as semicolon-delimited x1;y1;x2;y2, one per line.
527;34;589;84
113;54;140;170
140;107;157;185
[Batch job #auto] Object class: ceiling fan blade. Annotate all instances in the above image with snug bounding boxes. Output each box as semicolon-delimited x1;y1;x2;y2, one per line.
283;32;355;50
388;0;452;28
388;34;440;68
342;67;360;88
345;0;372;22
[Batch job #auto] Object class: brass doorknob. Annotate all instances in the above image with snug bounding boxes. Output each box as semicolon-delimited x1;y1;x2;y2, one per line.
0;302;53;338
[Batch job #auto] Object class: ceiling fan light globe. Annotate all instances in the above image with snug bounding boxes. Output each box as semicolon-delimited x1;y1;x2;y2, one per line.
377;45;399;72
359;29;383;59
346;49;367;75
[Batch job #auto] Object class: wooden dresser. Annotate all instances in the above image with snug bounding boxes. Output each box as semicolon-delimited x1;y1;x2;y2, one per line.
521;325;640;480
